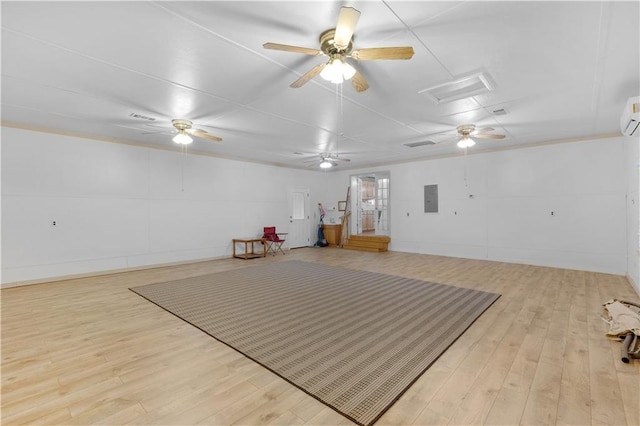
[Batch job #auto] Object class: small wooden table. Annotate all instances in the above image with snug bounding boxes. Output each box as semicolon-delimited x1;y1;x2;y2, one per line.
322;224;342;247
232;238;266;259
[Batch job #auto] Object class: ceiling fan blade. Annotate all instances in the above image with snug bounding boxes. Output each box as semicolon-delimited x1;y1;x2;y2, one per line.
474;133;505;139
351;70;369;92
188;129;222;142
351;46;415;60
263;42;323;56
475;127;494;133
290;62;326;88
329;157;351;162
334;7;360;49
141;130;173;136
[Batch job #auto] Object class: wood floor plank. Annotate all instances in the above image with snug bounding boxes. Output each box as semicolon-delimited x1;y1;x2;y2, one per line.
616;370;640;426
447;271;550;424
25;407;72;426
556;272;591;425
586;273;629;425
265;410;306;426
230;387;307;425
130;380;259;425
483;269;557;425
375;365;450;425
1;377;124;425
1;248;638;426
411;297;521;424
304;407;356;425
289;395;327;422
197;380;295;425
518;269;574;425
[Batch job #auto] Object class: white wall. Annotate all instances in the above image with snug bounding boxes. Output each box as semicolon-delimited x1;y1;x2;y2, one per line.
1;127;326;286
625;135;640;293
323;137;629;276
2;128;633;289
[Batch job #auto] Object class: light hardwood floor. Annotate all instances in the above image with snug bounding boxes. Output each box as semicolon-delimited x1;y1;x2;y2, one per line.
2;248;639;425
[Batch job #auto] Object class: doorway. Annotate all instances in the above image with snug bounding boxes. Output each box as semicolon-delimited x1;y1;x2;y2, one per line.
349;172;390;236
288;188;310;248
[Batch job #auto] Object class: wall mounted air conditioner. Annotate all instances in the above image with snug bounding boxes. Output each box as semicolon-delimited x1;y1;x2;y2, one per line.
621;96;640;136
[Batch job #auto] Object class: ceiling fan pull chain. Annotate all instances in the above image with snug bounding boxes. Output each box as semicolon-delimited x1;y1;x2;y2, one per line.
338;82;344;156
340;83;344;137
180;144;187;192
463;147;468;188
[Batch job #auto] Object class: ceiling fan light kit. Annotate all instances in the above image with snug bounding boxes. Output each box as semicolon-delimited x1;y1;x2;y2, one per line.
320;55;356;84
263;6;414;92
450;124;505;149
171;119;195;145
168;118;222;145
306;153;351;169
457;136;475;148
173;130;193;145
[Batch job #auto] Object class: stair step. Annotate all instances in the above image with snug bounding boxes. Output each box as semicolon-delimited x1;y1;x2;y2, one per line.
342;235;390;253
348;235;391;243
343;240;387;249
343;245;385;253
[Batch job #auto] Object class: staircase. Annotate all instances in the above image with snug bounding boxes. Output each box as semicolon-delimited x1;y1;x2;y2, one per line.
343;235;390;252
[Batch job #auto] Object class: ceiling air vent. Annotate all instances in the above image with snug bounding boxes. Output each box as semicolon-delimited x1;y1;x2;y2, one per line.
419;72;495;104
404;140;436;148
129;112;156;121
492;108;508;116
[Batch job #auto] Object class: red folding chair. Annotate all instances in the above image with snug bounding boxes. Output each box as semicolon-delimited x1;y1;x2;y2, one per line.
262;226;287;255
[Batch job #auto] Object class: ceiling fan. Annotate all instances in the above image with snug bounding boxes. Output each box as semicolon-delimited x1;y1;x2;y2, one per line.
440;124;506;148
263;6;414;92
305;153;351;169
169;119;222;145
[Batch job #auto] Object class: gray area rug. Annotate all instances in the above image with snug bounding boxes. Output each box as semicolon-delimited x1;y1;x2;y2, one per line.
130;260;500;426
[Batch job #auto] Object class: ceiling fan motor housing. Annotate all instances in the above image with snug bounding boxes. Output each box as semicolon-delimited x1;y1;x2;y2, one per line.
320;29;353;55
457;124;476;136
171;119;193;131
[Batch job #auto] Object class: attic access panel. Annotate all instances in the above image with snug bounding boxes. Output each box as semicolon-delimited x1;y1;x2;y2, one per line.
419;72;495;104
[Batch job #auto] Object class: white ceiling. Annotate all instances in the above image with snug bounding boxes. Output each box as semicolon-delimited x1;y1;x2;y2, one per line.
2;1;638;170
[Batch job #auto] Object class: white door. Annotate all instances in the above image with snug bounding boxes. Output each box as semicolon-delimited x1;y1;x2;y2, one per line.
288;188;310;248
350;172;390;236
356;177;363;234
376;175;390;234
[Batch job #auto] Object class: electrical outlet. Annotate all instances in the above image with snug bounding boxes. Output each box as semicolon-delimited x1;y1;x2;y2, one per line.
50;220;57;227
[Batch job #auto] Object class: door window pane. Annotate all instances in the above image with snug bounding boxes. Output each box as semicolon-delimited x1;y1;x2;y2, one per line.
292;192;305;220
